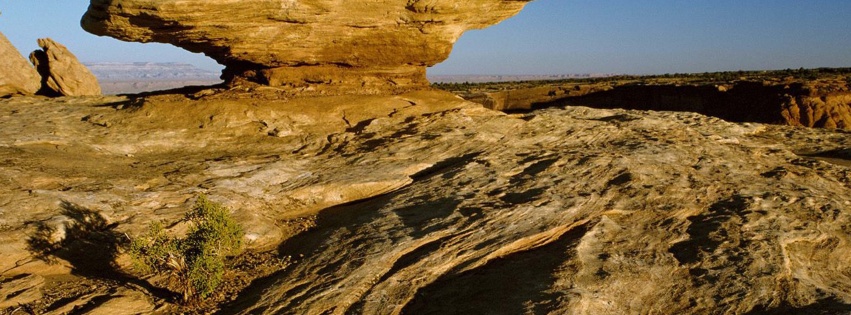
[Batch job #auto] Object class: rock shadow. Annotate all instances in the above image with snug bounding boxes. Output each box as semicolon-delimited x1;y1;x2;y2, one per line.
219;191;406;314
221;153;487;313
26;201;171;299
394;197;463;238
27;202;124;275
532;82;803;125
29;49;61;97
410;152;482;181
797;148;851;167
744;297;851;315
400;221;594;315
668;195;751;265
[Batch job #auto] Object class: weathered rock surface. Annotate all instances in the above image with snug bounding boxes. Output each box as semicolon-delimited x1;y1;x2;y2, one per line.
29;38;102;96
82;0;532;92
1;91;850;313
0;274;45;307
0;32;41;97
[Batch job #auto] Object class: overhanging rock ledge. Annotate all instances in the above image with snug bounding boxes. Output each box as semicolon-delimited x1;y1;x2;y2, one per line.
82;0;533;94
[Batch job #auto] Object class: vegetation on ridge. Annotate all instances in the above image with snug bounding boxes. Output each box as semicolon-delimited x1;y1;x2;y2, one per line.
128;195;243;302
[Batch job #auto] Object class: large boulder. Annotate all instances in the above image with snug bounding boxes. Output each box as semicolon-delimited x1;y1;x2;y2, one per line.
29;38;102;97
81;0;532;93
0;32;41;97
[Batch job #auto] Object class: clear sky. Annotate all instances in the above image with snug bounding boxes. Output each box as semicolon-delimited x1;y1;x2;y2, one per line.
1;0;849;75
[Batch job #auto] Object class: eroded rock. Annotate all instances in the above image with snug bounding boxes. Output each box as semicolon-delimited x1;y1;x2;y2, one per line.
0;32;41;97
0;91;850;313
82;0;532;93
29;38;101;96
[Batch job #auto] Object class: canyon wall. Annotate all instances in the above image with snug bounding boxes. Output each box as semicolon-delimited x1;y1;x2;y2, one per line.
469;81;851;129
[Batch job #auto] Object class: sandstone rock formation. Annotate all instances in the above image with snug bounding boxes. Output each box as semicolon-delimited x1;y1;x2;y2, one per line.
0;32;41;97
1;90;850;313
81;0;532;93
29;38;102;96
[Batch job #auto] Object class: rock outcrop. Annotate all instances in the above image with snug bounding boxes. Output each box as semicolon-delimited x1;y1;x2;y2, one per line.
1;90;850;313
29;38;102;96
81;0;532;93
0;32;41;97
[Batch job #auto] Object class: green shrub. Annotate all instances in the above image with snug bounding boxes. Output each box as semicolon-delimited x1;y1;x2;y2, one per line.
128;195;243;302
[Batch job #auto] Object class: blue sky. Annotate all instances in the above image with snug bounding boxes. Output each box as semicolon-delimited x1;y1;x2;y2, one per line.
1;1;850;75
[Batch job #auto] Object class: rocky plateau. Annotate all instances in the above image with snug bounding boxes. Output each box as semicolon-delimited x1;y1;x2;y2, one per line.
0;88;850;314
1;0;850;314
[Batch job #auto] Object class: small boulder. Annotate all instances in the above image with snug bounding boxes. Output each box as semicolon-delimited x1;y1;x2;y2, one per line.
0;32;41;97
29;38;101;96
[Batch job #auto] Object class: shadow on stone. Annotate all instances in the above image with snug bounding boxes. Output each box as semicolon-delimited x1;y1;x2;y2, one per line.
744;297;851;315
400;221;593;315
532;82;804;125
668;195;751;265
26;201;172;300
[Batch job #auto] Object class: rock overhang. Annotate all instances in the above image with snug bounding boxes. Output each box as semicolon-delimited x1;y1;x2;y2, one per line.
81;0;533;94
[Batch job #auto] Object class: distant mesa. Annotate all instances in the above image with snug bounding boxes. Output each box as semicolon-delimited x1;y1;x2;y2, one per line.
85;62;221;81
429;74;620;84
85;62;223;95
81;0;533;94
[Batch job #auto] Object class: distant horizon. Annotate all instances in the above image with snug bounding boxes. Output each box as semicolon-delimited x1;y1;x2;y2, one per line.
2;1;850;75
83;61;851;80
82;61;850;76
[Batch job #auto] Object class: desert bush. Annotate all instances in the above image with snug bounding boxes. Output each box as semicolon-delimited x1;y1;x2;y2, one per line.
128;195;243;302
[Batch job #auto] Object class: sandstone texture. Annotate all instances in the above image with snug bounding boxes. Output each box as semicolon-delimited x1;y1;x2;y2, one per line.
1;90;850;313
0;32;41;97
29;38;102;96
81;0;532;92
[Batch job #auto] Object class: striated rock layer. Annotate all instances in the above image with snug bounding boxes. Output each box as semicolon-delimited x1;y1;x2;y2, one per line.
81;0;532;93
1;91;850;313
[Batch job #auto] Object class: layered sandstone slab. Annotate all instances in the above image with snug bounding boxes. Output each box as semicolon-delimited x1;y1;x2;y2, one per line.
81;0;532;92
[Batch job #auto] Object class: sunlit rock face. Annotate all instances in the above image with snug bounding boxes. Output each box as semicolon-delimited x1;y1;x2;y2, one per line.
81;0;532;93
0;32;41;97
2;91;851;313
